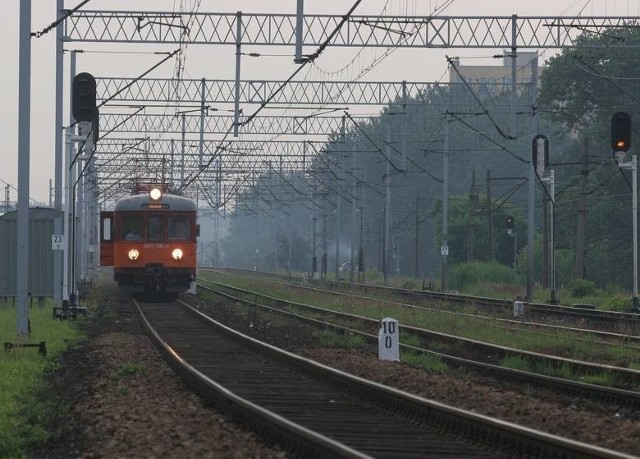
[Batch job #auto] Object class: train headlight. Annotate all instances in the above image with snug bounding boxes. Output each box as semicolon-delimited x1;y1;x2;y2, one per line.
172;248;183;260
149;188;162;201
128;249;140;261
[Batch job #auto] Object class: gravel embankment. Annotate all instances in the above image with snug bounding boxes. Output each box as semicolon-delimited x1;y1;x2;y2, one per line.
31;284;640;457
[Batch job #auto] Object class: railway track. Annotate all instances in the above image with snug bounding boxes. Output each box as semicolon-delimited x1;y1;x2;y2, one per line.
205;267;640;333
132;297;632;458
195;278;640;407
205;269;640;349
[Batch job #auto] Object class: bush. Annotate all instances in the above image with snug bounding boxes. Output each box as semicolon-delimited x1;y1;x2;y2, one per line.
568;278;597;297
600;294;634;312
449;261;519;290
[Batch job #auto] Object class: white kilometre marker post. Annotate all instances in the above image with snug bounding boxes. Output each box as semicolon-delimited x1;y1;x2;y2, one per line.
378;318;400;361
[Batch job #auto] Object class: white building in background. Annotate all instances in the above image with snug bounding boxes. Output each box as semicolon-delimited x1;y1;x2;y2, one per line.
448;52;544;98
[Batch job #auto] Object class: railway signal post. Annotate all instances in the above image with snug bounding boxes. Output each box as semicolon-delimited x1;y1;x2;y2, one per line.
612;112;638;309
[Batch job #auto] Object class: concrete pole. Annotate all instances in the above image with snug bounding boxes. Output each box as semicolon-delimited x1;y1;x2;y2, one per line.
615;154;637;307
383;126;391;284
414;195;420;278
16;0;31;336
199;77;206;170
549;170;556;302
53;0;64;309
168;139;174;187
76;133;84;286
487;170;494;261
350;144;357;283
312;215;317;275
359;181;365;283
526;54;539;302
510;15;517;137
87;156;98;282
633;157;638;307
63;51;77;302
335;189;341;279
233;11;242;137
441;123;450;292
294;0;304;63
180;113;186;188
402;80;407;171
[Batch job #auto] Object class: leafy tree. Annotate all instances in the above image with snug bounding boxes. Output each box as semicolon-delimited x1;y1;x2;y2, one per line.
539;24;640;136
539;24;640;290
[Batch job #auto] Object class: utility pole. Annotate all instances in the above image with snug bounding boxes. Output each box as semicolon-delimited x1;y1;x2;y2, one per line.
16;0;31;336
441;121;450;292
350;145;357;283
542;184;549;288
545;170;556;302
383;126;392;285
233;11;242;137
312;215;317;275
486;170;494;261
335;187;341;279
615;154;638;308
414;195;420;279
359;181;365;283
612;112;637;308
467;171;476;262
575;137;589;279
53;0;64;312
526;54;538;302
322;213;327;279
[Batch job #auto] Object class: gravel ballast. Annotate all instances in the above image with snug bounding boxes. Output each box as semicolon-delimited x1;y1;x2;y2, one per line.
30;283;640;457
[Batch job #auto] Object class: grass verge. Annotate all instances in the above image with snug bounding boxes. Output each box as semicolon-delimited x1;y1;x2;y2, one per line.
0;300;84;458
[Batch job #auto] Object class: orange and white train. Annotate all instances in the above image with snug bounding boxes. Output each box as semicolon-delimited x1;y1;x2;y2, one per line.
100;186;198;293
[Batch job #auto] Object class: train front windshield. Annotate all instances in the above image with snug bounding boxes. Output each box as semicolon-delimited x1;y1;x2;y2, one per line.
122;216;143;240
148;215;164;241
119;214;192;241
168;216;191;240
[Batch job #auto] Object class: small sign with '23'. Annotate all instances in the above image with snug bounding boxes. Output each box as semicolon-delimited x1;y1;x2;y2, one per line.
52;234;65;251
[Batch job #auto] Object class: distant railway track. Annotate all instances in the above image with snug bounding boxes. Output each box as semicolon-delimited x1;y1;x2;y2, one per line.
195;277;640;407
132;297;632;458
205;269;640;349
204;267;640;333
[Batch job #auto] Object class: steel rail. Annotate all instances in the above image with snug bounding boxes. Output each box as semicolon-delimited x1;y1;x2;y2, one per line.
196;276;640;400
148;293;636;458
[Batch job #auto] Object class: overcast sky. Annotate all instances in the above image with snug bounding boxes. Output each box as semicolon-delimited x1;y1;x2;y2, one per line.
1;0;638;203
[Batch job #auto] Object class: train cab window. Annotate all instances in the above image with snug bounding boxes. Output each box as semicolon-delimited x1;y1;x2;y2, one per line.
168;216;191;240
102;217;112;241
122;216;143;240
147;215;164;241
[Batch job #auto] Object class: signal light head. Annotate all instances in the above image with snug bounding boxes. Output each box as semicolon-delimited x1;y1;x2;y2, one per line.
72;72;97;122
611;111;631;153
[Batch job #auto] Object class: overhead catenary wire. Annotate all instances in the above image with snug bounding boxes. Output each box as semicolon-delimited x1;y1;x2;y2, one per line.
31;0;91;38
446;55;518;142
178;0;365;201
241;0;363;128
447;112;526;163
343;111;403;173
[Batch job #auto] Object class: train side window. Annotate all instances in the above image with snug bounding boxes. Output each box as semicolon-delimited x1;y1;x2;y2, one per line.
168;216;191;240
148;215;164;241
122;216;143;240
103;217;112;241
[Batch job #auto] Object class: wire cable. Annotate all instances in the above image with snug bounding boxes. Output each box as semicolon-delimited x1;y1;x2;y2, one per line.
32;0;91;38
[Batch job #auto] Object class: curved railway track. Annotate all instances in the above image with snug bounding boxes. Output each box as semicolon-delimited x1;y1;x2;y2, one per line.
132;297;632;458
195;278;640;407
